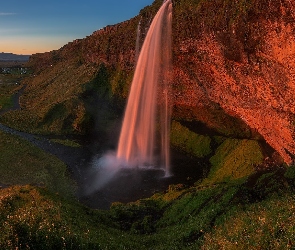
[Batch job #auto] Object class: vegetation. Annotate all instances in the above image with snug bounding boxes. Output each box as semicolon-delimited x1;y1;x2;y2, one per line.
0;75;22;111
202;194;295;249
206;138;264;183
0;185;121;249
170;121;212;158
0;165;294;249
0;88;13;111
0;131;74;197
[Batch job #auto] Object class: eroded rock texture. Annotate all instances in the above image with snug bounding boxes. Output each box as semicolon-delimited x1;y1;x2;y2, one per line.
172;0;295;163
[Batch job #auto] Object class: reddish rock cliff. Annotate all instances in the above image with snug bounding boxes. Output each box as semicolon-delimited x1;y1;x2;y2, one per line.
171;0;295;163
25;0;295;163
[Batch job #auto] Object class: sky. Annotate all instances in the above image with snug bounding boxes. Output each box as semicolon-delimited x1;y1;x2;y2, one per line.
0;0;153;55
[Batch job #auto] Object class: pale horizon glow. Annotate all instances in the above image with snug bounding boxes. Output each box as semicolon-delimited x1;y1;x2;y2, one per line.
1;0;153;55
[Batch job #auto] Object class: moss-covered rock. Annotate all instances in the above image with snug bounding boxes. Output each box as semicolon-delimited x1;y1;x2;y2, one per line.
206;139;264;183
170;121;212;158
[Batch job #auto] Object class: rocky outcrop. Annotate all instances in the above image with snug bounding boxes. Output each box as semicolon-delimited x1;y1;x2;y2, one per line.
23;0;295;163
172;0;295;163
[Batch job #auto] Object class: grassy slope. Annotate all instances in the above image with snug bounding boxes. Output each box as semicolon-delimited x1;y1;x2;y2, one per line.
0;167;294;249
0;185;142;250
202;194;295;249
0;130;74;197
0;75;22;111
0;63;94;135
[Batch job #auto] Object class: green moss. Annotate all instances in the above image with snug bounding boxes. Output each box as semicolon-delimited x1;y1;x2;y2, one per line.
206;139;264;183
0;169;293;249
110;199;165;234
170;121;212;158
142;183;241;249
213;135;227;146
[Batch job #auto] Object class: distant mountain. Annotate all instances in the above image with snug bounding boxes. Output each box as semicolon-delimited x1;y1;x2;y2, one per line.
0;52;30;62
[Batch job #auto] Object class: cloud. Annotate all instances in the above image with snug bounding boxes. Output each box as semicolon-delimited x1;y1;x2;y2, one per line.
0;13;16;16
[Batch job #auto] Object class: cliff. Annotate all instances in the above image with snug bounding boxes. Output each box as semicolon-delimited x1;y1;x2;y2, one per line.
5;0;295;165
171;0;295;164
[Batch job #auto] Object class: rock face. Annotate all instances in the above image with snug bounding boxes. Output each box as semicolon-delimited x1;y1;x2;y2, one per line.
172;0;295;164
24;0;295;163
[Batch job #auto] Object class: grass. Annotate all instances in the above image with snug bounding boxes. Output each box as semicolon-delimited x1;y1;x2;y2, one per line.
0;75;22;111
0;94;12;111
0;130;75;197
105;168;295;249
0;62;97;135
0;0;293;248
202;194;295;249
0;163;294;249
0;185;130;249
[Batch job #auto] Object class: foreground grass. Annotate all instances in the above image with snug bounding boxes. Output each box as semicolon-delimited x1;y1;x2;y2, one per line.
0;185;142;249
107;169;295;249
0;130;74;197
1;109;292;248
1;168;295;249
202;194;295;249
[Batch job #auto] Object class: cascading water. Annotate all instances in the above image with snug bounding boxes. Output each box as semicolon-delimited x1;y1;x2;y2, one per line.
116;0;173;175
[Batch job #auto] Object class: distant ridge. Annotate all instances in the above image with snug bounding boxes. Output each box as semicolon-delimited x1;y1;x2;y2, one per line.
0;52;30;62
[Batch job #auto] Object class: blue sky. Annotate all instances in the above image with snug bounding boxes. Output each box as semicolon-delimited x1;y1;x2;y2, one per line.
0;0;153;54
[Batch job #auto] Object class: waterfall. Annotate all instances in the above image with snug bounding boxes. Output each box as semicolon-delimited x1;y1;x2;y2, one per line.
116;0;173;174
